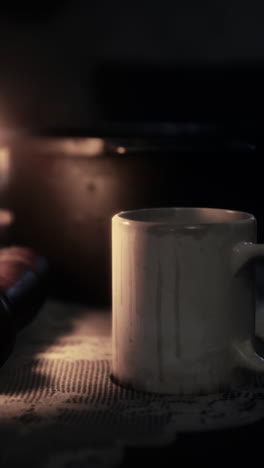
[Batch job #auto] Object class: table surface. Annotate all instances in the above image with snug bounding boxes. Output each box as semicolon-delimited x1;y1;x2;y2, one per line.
1;300;264;467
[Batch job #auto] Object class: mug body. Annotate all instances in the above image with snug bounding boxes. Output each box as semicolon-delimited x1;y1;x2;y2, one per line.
112;207;257;394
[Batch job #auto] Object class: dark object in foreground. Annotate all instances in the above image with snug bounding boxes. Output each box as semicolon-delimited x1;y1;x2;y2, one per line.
0;247;49;366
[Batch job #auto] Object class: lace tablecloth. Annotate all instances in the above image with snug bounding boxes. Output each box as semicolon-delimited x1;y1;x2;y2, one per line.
1;301;264;467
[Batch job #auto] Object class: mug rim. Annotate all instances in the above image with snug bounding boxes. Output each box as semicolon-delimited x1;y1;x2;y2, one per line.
113;207;255;227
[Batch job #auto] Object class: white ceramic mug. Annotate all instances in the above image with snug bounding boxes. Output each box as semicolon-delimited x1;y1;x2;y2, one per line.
112;207;264;394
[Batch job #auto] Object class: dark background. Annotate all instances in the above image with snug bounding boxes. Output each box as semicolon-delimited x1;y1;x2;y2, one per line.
0;0;264;127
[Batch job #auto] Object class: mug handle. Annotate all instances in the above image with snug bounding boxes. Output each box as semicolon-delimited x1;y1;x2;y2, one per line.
232;242;264;371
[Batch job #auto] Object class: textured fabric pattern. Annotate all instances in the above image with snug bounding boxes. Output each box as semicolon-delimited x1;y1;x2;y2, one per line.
0;301;264;467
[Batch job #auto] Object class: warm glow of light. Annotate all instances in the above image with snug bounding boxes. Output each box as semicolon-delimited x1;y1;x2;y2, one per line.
116;146;126;154
0;146;10;188
21;138;105;157
0;147;9;159
0;209;14;227
59;138;104;157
